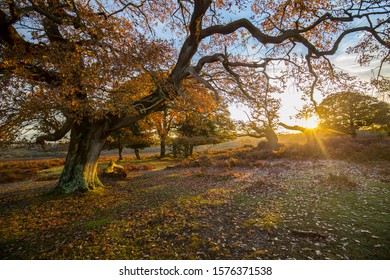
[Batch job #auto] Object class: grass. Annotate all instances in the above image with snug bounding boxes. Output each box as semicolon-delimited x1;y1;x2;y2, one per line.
0;151;389;259
84;218;113;230
278;168;390;259
36;166;64;181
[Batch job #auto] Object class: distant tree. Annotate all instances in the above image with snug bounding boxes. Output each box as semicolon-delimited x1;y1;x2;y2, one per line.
240;94;281;150
0;124;16;148
373;78;390;103
105;122;155;161
105;130;126;161
317;91;390;136
151;108;174;158
152;80;224;158
174;105;235;157
127;123;155;160
373;101;390;132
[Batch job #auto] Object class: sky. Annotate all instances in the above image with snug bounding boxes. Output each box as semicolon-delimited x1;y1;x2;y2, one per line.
210;6;390;128
144;3;390;129
228;39;390;128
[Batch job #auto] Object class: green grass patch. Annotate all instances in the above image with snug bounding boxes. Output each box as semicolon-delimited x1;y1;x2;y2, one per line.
84;218;113;230
36;166;64;181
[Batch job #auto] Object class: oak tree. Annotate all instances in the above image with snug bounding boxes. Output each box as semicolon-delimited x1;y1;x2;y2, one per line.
1;0;389;193
174;104;234;157
238;76;282;150
317;91;390;136
105;121;155;161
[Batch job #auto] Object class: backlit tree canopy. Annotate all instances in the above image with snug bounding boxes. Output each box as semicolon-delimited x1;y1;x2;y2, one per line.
317;91;390;135
1;0;389;193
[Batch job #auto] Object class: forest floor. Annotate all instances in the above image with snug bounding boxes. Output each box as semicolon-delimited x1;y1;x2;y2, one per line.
0;154;390;260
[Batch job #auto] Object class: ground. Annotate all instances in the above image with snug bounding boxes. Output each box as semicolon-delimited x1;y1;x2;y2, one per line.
0;153;389;260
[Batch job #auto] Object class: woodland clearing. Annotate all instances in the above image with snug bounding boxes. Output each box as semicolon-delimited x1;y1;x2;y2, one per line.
1;151;389;260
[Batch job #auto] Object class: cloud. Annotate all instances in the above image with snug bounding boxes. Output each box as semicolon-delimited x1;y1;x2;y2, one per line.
331;53;389;80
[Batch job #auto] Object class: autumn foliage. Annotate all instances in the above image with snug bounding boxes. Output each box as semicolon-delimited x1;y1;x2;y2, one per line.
0;2;389;196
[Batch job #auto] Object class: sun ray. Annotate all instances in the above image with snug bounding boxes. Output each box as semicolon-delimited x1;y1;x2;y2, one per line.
303;115;320;129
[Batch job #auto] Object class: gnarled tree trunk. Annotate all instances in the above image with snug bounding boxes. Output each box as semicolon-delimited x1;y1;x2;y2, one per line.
56;120;107;193
117;133;124;161
245;126;279;150
263;128;279;150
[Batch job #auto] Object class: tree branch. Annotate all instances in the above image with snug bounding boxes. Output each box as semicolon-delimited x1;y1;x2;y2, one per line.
239;133;267;139
200;14;389;59
169;0;213;84
278;122;307;133
192;53;225;73
36;118;74;149
186;67;220;100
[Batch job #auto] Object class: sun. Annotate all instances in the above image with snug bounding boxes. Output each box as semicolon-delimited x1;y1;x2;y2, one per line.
303;115;320;129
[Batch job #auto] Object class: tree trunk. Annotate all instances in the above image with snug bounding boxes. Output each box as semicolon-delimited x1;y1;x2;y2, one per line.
56;121;106;193
134;148;141;160
173;141;178;158
249;127;279;150
350;117;357;137
265;128;279;150
160;137;166;158
183;144;192;158
118;145;124;161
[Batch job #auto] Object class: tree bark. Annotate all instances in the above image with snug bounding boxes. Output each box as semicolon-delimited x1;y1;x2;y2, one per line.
160;137;166;158
134;148;141;160
56;121;107;193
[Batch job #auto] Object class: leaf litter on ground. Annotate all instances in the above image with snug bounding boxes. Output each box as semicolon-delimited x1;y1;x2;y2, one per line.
0;158;389;259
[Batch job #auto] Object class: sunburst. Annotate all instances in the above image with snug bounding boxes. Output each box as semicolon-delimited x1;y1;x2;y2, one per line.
303;115;320;129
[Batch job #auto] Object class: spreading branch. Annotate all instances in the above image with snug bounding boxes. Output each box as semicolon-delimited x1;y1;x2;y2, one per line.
278;122;308;133
36;118;74;149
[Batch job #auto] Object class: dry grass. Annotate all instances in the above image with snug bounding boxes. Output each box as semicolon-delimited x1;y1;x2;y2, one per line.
0;159;65;183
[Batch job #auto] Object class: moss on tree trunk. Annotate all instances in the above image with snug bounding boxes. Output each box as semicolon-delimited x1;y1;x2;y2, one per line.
56;122;106;193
